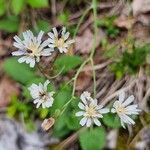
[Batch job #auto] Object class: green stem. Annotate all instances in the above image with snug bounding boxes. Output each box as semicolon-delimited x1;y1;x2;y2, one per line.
73;7;91;38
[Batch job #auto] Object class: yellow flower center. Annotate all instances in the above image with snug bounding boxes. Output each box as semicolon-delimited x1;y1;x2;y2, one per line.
116;106;126;114
55;38;64;47
39;92;48;102
86;105;97;117
27;43;39;55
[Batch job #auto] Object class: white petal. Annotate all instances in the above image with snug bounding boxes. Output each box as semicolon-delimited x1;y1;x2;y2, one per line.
40;39;50;49
37;30;44;42
18;56;27;63
111;108;116;113
120;120;126;128
41;48;54;56
48;32;55;39
12;50;25;56
52;27;58;37
75;111;85;117
44;80;50;91
66;39;75;45
119;91;125;103
64;32;70;40
78;102;85;110
13;35;23;44
120;114;135;125
122;95;134;106
99;108;109;114
13;42;25;49
86;118;92;127
36;102;42;108
48;44;55;48
80;117;87;126
48;38;55;44
93;118;101;126
44;100;53;108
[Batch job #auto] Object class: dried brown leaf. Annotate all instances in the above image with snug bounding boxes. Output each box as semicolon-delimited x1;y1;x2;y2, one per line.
0;77;20;107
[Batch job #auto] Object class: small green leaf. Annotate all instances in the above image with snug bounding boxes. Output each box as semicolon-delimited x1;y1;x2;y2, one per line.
53;114;70;138
27;0;49;8
66;112;80;130
102;113;121;128
11;0;25;15
51;85;72;113
54;55;83;74
35;20;50;32
79;127;106;150
3;57;36;84
0;0;6;16
0;16;19;33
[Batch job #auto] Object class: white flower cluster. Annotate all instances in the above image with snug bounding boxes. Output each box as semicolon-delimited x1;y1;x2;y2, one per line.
12;27;74;67
12;27;141;130
76;91;141;128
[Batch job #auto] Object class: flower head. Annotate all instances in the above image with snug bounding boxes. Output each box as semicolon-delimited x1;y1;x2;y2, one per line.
28;80;55;108
48;27;75;53
12;30;53;67
111;91;141;128
76;91;109;127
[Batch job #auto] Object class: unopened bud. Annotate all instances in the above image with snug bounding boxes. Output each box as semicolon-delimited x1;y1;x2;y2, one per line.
41;117;55;131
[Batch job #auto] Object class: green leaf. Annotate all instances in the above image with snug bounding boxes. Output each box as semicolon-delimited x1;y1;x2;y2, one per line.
79;127;106;150
52;85;72;138
58;11;69;25
53;114;70;138
0;16;19;33
3;57;36;84
0;0;6;16
27;0;49;8
54;55;83;74
102;113;121;128
66;112;80;130
35;20;50;32
51;85;72;113
11;0;25;15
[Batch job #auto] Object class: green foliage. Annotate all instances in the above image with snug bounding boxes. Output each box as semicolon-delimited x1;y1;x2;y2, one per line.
79;127;106;150
58;11;69;25
52;86;72;137
53;114;70;138
27;0;49;8
0;0;6;16
0;16;19;33
111;44;150;78
34;20;50;32
3;57;36;84
7;96;32;119
65;98;80;130
102;113;121;128
11;0;25;15
96;16;119;38
54;55;83;74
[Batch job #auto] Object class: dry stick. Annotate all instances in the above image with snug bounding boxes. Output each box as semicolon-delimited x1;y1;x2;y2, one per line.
127;126;150;149
82;60;112;72
100;79;137;105
54;128;86;150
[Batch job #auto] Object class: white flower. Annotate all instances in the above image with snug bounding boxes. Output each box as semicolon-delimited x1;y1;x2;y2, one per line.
12;30;53;67
111;91;141;128
48;27;75;53
28;80;55;108
76;91;109;127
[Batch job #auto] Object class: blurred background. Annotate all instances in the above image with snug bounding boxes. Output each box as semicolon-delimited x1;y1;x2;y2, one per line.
0;0;150;150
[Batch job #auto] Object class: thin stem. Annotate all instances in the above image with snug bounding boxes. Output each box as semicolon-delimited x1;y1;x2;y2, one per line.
72;58;90;97
73;7;91;38
90;58;96;97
